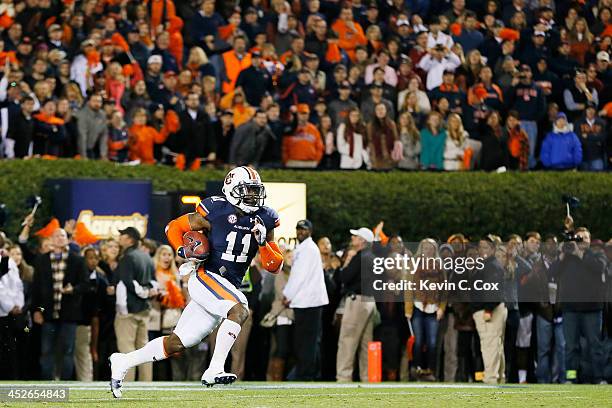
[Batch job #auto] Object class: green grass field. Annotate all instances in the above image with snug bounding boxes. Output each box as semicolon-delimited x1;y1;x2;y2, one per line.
1;382;611;407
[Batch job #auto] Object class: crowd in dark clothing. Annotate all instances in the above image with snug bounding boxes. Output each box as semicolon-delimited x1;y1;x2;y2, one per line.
0;0;609;170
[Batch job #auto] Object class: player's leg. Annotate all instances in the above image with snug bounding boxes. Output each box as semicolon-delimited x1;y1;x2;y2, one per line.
110;299;220;398
201;302;249;386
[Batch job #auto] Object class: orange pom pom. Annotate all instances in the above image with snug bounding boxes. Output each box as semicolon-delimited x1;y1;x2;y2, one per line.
499;28;520;42
162;279;186;309
474;85;488;100
450;23;462;37
35;218;60;238
73;222;99;246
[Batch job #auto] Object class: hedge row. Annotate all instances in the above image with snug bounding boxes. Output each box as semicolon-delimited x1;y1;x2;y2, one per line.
0;159;610;245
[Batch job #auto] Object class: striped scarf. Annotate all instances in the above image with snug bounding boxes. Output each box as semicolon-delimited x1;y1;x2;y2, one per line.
50;251;68;320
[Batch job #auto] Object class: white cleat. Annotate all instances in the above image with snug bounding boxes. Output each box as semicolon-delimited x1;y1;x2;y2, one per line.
201;369;237;387
109;353;129;398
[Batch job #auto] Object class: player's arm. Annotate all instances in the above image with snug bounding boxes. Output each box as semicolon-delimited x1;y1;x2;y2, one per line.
252;219;283;274
165;212;211;259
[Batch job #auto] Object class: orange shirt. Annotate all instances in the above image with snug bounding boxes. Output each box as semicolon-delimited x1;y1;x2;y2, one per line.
282;122;324;163
331;19;367;62
128;111;179;164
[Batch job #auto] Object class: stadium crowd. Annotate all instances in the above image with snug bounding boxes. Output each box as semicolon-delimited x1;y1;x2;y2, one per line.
0;213;611;384
0;0;609;170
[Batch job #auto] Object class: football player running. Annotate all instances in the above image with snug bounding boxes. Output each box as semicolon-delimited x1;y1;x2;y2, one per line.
109;166;283;398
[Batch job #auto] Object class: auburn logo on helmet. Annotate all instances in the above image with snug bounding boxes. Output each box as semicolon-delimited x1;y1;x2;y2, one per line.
224;172;234;184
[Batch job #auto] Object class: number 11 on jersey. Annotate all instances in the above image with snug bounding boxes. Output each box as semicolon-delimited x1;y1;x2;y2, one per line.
221;231;251;263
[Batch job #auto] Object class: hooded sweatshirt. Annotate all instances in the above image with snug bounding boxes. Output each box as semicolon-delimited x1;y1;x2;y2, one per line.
540;123;582;169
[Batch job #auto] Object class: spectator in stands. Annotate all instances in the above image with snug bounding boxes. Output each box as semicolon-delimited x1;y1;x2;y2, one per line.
331;6;367;63
174;92;216;170
540;112;582;170
236;50;273;107
328;81;357;130
114;227;157;382
472;236;507;385
337;106;368;169
361;83;394;123
128;107;178;165
108;110;129;163
229;109;274;167
476;111;509;171
443;113;470;171
220;35;251;95
32;99;66;157
336;227;375;382
366;103;400;170
283;220;328;380
575;102;607;171
419;44;461;91
506;64;546;169
7;95;35;158
397;112;421;170
75;93;107;159
283;104;324;168
365;49;398;87
32;228;88;380
563;70;599;123
420;111;446;170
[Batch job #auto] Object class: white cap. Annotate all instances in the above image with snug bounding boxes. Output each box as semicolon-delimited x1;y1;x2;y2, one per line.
350;227;374;243
597;51;610;62
147;54;163;65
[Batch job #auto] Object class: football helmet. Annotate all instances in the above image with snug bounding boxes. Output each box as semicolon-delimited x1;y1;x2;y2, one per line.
222;166;266;213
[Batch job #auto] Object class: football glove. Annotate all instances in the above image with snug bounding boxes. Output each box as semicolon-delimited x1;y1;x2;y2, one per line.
251;216;267;246
177;245;208;262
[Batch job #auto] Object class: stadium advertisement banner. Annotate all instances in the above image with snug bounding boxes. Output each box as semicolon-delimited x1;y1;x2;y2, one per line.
259;182;306;248
48;179;151;239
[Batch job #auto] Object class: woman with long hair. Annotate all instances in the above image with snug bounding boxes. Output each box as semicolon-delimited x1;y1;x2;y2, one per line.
62;82;84;111
405;238;445;381
443;113;471;171
149;245;185;380
366;103;401;170
420;111;446;170
457;49;485;91
476;111;510;171
186;46;216;81
568;17;594;65
317;114;339;169
121;80;150;126
398;77;431;117
397;112;421;170
337;107;369;169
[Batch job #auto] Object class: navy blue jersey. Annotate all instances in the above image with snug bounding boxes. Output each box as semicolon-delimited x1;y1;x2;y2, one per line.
196;196;279;288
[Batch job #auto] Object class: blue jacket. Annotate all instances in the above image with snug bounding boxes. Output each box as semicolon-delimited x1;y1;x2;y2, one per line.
540;128;582;169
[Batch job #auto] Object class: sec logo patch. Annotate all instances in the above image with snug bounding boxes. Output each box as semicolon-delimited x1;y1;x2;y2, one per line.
227;214;237;224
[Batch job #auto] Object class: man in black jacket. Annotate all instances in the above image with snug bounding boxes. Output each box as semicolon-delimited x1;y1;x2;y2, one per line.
7;96;35;158
228;110;274;166
235;51;272;107
31;227;88;380
173;93;216;169
113;227;157;382
556;227;607;384
471;236;507;384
